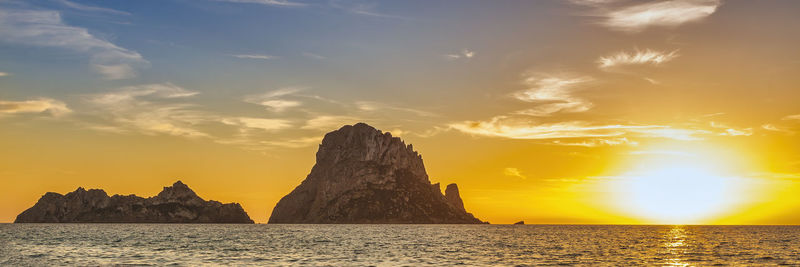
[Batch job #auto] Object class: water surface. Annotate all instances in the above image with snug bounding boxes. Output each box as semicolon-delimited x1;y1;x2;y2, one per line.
2;224;799;266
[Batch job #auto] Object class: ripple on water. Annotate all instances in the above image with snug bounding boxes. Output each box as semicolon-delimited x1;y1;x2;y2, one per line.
2;224;800;265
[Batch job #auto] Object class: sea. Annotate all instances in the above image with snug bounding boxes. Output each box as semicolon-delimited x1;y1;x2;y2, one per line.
1;224;799;266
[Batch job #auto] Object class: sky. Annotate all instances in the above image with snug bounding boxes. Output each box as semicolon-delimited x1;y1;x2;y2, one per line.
1;0;800;224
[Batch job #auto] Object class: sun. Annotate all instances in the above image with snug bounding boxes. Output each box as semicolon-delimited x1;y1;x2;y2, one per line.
608;148;748;225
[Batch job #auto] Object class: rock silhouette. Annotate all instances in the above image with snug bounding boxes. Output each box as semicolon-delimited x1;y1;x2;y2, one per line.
15;181;253;223
269;123;484;224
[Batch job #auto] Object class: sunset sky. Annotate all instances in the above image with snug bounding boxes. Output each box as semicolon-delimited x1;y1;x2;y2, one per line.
2;0;800;224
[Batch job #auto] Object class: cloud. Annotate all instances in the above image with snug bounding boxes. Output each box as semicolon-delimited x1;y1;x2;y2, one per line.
783;114;800;121
0;72;8;77
231;54;276;60
244;87;304;112
572;0;722;33
355;101;437;117
604;0;721;32
444;49;476;60
449;116;707;141
0;98;72;117
511;74;594;116
553;137;638;147
0;8;147;79
54;0;131;15
86;83;210;138
761;124;795;135
301;115;361;130
217;0;306;7
504;168;527;179
597;49;678;70
569;0;619;6
221;117;292;131
259;100;301;112
330;1;409;19
709;121;752;136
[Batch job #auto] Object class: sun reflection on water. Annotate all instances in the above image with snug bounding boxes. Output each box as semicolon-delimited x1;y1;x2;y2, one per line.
663;225;689;267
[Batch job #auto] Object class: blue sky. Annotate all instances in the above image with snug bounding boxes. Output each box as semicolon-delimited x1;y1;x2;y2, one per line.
3;0;800;224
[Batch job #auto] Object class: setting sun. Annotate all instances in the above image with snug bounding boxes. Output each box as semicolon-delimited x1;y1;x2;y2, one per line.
613;163;737;224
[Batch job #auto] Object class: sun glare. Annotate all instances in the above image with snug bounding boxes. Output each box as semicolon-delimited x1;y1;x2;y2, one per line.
609;148;747;225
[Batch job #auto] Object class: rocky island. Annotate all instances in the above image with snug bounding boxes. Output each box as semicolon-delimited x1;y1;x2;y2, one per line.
15;181;254;223
269;123;484;224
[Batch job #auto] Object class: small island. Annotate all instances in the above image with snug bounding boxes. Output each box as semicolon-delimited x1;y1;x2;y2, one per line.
269;123;485;224
15;181;254;223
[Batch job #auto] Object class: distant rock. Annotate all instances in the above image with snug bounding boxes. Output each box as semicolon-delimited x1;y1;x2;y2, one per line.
268;123;484;224
15;181;254;223
514;221;525;225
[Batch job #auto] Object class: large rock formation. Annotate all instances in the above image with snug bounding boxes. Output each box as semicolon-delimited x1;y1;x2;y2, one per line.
15;181;254;223
269;123;484;224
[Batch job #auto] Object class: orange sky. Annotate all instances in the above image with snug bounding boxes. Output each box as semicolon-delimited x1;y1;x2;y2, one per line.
2;0;800;224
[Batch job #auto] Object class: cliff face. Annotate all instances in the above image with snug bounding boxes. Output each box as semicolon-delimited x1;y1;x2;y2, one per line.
269;123;483;224
15;181;254;223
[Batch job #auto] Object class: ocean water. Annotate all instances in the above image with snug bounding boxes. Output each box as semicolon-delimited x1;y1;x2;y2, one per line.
1;224;799;266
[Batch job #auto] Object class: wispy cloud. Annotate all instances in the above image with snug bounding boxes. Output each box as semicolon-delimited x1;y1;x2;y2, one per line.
444;49;476;60
244;87;304;112
761;124;795;135
301;115;362;130
330;0;409;19
0;98;72;117
54;0;131;16
217;0;306;7
86;83;209;138
449;116;707;141
597;49;678;70
504;168;527;179
0;8;147;79
709;121;752;136
512;74;594;116
572;0;722;33
783;114;800;121
553;137;638;147
0;72;8;77
355;101;437;117
221;117;292;131
231;54;276;60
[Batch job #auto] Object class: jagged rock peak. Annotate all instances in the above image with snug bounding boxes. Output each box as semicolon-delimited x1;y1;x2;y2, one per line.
268;123;484;224
155;180;202;203
316;123;423;170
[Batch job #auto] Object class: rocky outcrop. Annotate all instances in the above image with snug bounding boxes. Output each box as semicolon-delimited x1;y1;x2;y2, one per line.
15;181;254;223
444;183;466;213
268;123;484;224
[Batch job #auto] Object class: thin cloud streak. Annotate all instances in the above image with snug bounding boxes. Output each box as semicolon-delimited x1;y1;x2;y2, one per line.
449;116;708;141
0;8;147;79
217;0;307;7
231;54;276;60
444;49;476;60
598;49;678;70
572;0;722;33
512;74;594;116
0;98;72;117
54;0;131;15
603;0;721;32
